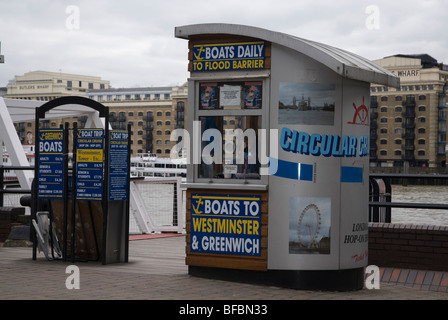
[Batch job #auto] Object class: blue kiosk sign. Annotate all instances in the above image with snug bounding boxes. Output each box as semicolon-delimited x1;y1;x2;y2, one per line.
76;128;104;201
37;129;64;199
108;130;129;201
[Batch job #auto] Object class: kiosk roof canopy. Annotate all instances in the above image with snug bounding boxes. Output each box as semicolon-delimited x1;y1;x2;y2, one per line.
175;23;399;88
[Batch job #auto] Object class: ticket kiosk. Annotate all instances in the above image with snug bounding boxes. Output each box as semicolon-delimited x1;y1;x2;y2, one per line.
32;96;131;265
175;24;399;290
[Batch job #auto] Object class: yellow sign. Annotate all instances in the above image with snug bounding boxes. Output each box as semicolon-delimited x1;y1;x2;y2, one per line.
76;149;103;162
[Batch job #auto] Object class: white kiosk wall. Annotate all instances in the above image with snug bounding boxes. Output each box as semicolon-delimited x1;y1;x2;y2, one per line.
268;45;369;271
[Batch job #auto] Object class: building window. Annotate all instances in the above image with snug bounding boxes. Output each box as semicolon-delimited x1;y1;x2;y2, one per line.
395;117;402;123
381;96;388;101
395;96;402;101
380;107;387;112
418;128;426;134
380;128;388;134
418;117;426;123
394;139;402;144
418;106;426;112
157;111;163;116
380;150;387;155
394;150;402;156
418;150;425;156
156;121;163;126
395;106;402;112
380;139;387;145
380;118;387;123
89;83;94;89
419;95;426;100
67;81;72;88
166;111;171;116
418;139;425;145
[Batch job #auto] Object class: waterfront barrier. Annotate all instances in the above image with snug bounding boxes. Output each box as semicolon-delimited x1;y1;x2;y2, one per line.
369;222;448;272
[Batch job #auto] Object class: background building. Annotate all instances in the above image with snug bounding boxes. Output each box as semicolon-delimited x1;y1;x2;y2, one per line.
3;70;187;156
87;84;187;155
370;54;448;173
6;70;110;100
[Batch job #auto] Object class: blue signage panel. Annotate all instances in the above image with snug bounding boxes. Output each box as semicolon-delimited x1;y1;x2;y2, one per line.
37;129;64;199
108;130;129;201
190;193;261;256
192;41;265;72
76;129;104;201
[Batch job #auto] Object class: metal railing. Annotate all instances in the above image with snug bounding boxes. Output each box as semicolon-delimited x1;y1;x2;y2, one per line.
369;173;448;223
2;167;447;226
0;166;33;207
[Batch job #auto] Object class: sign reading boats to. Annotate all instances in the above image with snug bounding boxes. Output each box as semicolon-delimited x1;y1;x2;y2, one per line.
76;128;104;201
37;129;64;199
190;193;261;256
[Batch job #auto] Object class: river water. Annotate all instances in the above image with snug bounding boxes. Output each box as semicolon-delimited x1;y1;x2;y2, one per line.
390;184;448;226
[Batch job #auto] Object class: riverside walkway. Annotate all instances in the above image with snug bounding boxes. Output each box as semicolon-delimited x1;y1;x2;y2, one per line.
0;235;447;301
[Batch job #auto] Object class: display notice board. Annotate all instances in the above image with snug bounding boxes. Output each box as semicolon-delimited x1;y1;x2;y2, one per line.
37;128;64;199
108;130;129;201
76;128;104;201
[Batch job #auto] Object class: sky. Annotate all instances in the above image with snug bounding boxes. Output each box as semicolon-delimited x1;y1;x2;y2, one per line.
0;0;447;88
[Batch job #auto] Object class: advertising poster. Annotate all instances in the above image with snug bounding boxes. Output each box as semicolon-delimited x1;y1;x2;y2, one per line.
199;83;218;109
278;82;335;126
289;197;331;254
190;193;261;256
244;82;262;109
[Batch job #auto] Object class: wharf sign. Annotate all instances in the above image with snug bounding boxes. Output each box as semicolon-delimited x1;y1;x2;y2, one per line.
76;129;104;201
192;41;265;72
190;193;261;256
37;129;64;199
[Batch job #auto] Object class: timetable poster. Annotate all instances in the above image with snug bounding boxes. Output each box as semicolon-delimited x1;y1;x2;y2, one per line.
76;128;104;201
108;130;129;201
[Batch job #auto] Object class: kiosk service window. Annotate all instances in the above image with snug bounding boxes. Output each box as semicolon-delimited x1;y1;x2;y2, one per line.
195;80;266;182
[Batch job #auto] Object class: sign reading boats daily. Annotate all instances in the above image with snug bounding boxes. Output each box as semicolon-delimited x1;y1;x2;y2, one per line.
192;41;265;72
190;193;261;256
37;129;64;199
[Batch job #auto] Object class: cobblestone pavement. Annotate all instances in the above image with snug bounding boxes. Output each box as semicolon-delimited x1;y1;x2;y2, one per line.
1;236;447;301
